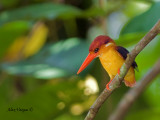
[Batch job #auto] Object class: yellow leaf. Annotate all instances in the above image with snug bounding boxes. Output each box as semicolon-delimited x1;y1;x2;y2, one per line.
5;36;26;61
23;22;48;57
5;22;48;61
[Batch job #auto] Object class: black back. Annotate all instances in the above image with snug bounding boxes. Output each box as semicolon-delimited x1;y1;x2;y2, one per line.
116;46;138;70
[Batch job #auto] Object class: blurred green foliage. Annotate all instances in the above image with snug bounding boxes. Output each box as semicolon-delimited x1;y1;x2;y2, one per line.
2;38;90;78
0;0;160;120
121;2;160;34
0;21;30;58
0;3;82;25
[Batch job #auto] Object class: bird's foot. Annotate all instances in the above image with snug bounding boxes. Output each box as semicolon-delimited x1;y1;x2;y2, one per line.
106;80;112;91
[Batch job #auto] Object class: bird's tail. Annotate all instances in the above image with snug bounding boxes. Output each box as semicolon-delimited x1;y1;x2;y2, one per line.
124;69;136;87
124;78;136;87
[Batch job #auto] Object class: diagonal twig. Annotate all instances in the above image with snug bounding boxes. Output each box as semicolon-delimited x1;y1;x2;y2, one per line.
84;19;160;120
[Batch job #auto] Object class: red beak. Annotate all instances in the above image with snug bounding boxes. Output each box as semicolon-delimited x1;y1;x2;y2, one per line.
77;53;97;74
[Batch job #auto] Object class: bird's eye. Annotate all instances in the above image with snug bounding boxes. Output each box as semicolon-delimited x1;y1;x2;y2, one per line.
94;48;99;53
105;41;109;44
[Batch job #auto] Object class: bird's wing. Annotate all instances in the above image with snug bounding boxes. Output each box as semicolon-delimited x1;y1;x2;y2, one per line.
116;46;138;71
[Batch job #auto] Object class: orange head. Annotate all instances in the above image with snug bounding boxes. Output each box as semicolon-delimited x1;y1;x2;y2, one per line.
77;35;115;74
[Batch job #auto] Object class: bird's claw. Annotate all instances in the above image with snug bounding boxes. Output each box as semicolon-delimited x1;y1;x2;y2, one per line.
118;68;120;75
106;80;112;91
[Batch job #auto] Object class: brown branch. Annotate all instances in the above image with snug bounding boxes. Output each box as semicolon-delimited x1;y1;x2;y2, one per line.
108;58;160;120
84;19;160;120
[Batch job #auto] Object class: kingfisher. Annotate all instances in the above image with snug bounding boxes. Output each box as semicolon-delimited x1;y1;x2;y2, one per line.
77;35;138;90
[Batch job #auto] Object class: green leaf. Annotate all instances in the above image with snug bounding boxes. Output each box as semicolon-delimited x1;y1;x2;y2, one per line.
1;38;90;79
82;7;105;17
0;3;82;25
121;2;160;34
0;21;30;59
136;36;160;78
116;33;145;47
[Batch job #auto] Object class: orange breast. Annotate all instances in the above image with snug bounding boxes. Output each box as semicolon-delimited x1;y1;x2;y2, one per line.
99;46;136;87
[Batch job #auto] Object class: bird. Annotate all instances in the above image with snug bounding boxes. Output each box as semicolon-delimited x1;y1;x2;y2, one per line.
77;35;138;90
